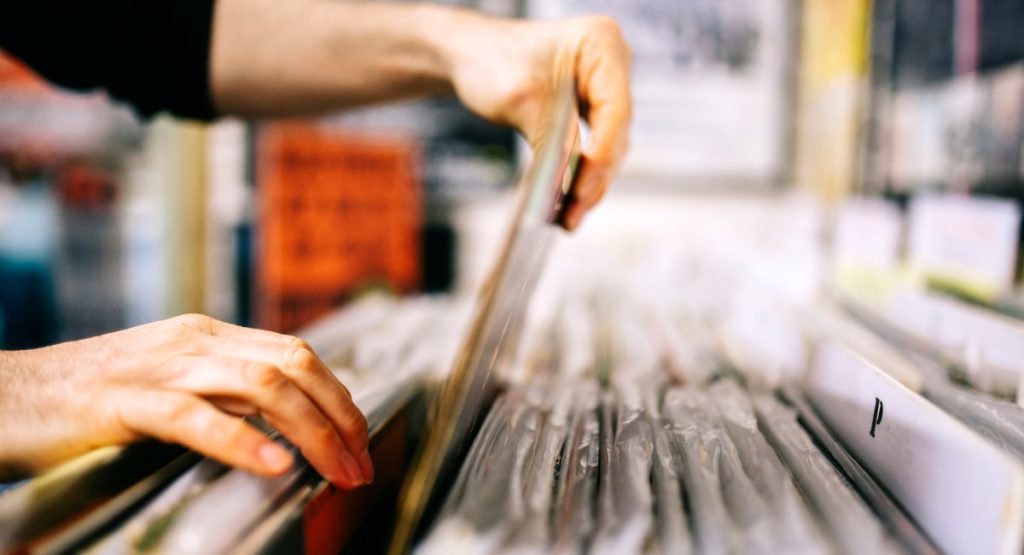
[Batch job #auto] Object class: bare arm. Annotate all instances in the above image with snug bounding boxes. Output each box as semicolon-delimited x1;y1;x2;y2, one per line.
210;0;633;229
210;1;453;116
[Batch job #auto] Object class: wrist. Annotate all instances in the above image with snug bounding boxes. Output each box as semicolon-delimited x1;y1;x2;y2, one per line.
416;5;513;86
0;347;71;429
408;4;473;88
412;5;454;76
0;346;87;475
0;350;38;475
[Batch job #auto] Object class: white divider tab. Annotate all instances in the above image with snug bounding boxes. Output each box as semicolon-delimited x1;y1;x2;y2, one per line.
806;341;1024;555
885;290;1024;396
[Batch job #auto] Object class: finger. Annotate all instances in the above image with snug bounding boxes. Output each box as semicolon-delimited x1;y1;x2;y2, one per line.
562;200;589;232
207;395;259;417
202;337;372;482
571;115;627;228
579;89;631;171
172;313;315;351
572;23;632;220
168;315;371;482
561;157;610;231
575;21;633;166
113;389;294;477
168;355;367;488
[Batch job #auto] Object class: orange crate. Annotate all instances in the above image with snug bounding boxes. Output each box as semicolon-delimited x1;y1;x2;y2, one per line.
256;124;422;332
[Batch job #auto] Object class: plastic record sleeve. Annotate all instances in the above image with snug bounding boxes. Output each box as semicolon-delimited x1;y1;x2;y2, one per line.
387;82;582;555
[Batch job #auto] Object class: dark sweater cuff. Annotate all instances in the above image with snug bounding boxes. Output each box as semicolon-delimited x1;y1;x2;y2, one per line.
103;0;218;121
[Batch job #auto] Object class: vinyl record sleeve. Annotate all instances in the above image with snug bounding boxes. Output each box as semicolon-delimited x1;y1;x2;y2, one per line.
388;82;581;554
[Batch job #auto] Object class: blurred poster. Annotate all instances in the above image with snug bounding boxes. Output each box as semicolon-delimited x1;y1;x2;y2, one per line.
983;64;1024;186
886;63;1024;192
527;0;794;185
256;125;422;332
888;87;947;189
0;52;139;160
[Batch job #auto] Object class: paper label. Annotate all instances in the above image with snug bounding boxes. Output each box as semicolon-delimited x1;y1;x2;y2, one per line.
833;198;903;270
908;194;1020;295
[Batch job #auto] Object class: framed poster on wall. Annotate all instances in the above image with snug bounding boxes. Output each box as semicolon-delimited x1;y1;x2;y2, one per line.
527;0;795;187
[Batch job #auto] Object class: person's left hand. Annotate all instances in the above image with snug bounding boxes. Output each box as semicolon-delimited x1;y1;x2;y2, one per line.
441;12;633;231
0;314;371;488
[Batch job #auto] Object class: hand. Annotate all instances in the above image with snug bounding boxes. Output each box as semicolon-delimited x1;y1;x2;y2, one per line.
210;2;631;230
443;13;633;231
0;314;372;488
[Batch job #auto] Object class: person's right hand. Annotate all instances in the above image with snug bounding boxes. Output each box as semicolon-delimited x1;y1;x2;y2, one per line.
0;314;372;489
209;1;632;231
441;13;633;231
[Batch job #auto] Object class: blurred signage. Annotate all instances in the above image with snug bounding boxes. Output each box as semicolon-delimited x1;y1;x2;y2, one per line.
887;63;1024;191
833;198;903;271
256;124;422;332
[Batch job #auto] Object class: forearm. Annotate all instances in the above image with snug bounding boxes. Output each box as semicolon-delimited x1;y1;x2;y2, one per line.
210;0;631;230
209;0;468;117
0;349;63;480
0;351;19;478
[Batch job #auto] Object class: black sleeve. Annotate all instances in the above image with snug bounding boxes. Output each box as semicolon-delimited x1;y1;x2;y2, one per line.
0;0;218;121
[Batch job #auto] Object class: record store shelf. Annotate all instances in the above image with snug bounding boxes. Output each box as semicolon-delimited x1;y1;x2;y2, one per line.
5;243;1024;554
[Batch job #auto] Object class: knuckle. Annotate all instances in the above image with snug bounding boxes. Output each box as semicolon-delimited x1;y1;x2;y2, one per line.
286;347;318;372
246;362;285;391
338;382;354;401
587;15;623;39
174;313;210;327
171;313;218;336
222;417;254;447
157;396;196;426
288;335;314;353
311;419;339;445
345;409;369;438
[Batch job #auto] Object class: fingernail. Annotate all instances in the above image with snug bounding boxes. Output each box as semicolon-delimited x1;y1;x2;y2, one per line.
358;449;374;484
259;443;293;474
338;450;363;487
